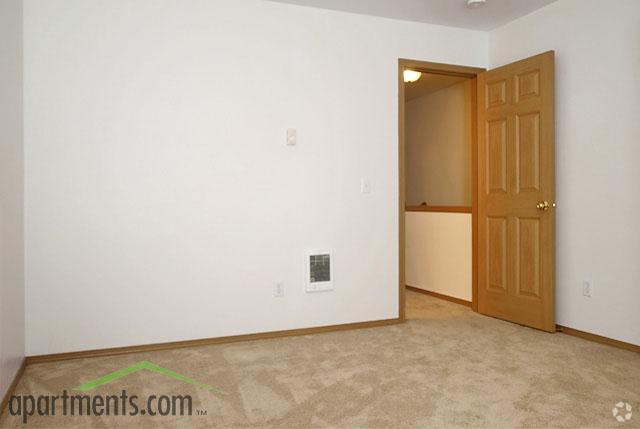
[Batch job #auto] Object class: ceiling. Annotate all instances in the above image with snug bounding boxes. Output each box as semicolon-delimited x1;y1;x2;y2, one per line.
267;0;557;31
404;73;468;101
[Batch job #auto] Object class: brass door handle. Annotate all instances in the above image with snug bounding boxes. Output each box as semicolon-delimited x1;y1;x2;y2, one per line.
536;201;556;211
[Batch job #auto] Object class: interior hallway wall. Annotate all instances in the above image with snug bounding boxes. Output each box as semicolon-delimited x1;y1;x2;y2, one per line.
405;212;472;301
0;0;25;399
405;80;472;206
490;0;640;345
23;0;488;355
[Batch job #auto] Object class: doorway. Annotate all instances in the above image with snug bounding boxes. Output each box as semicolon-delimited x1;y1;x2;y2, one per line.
398;52;556;331
398;60;483;320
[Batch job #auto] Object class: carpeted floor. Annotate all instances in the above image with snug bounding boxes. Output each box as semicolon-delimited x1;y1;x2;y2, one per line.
1;290;638;428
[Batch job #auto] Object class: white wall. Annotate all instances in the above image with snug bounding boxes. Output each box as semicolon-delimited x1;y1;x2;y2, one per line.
490;0;640;345
23;0;488;355
405;212;472;301
405;80;472;206
0;0;25;399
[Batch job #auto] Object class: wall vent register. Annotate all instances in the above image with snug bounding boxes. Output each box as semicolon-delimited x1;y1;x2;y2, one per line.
305;250;334;292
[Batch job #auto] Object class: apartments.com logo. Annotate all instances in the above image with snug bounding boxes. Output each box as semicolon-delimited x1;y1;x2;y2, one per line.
8;361;222;424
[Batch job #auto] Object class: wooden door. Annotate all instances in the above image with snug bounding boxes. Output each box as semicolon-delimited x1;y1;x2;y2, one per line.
477;51;555;332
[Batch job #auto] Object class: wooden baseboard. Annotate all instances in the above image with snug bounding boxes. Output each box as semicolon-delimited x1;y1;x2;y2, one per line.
0;358;26;418
556;325;639;353
406;285;472;307
26;318;402;365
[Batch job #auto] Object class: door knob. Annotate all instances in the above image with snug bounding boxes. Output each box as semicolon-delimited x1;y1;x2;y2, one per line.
536;201;550;211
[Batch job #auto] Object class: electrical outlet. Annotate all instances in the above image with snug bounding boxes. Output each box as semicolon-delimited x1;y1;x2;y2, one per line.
582;280;593;298
274;282;284;298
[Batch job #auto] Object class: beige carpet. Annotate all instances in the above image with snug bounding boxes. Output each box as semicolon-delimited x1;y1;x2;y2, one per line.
1;290;638;428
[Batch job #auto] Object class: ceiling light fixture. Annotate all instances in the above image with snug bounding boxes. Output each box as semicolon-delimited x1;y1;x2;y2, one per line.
403;70;422;83
466;0;486;8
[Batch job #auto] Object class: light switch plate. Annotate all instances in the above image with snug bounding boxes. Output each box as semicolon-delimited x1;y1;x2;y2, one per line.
360;178;371;194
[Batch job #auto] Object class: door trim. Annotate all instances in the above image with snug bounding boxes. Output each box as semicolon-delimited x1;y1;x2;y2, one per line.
398;59;485;320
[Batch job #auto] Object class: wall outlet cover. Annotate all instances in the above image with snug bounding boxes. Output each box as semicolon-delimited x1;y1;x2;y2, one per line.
274;282;284;298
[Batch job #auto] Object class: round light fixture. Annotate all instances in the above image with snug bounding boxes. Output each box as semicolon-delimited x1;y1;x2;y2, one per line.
466;0;486;8
403;70;422;83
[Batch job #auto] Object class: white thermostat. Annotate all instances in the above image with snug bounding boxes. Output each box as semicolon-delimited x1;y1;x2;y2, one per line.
305;250;334;292
287;128;297;145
